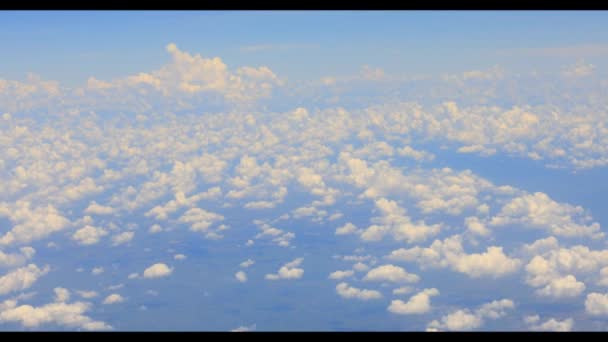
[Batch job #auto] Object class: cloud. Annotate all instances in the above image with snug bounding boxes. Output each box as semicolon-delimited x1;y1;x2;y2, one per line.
231;323;256;332
0;247;36;268
240;259;255;268
490;192;603;239
83;201;115;215
0;264;49;295
535;275;585;298
72;225;108;246
387;235;521;278
111;231;134;246
235;271;247;283
388;288;439;315
562;60;595;78
174;254;187;261
143;263;173;279
524;315;574;331
426;299;514;331
328;270;354;280
265;258;304;280
0;297;111;330
102;294;125;305
585;292;608;316
363;264;419;284
335;282;382;300
91;267;104;275
0;202;71;246
75;291;98;299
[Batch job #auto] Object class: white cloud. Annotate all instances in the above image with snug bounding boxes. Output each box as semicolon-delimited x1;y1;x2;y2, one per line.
91;267;104;275
525;315;574;331
0;264;49;295
0;247;36;268
490;192;603;239
335;222;359;235
76;291;98;299
111;231;134;246
335;282;382;300
0;202;71;246
231;323;256;332
328;270;354;280
54;288;70;302
84;201;115;215
149;224;163;234
388;288;439;315
235;271;247;283
240;259;255;268
72;225;107;246
426;299;514;331
363;264;419;283
143;263;173;279
102;294;125;305
387;235;521;278
0;297;111;330
585;292;608;316
535;275;585;298
178;208;225;238
174;254;187;261
265;258;304;280
562;60;595;78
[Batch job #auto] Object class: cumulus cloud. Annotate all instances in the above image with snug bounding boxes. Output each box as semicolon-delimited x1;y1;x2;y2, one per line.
490;192;603;239
524;315;574;331
72;225;108;245
235;271;247;283
388;288;439;315
335;282;382;300
102;294;125;305
387;235;521;278
0;264;49;295
0;247;36;268
329;270;354;280
143;263;173;279
265;258;304;280
111;231;134;246
240;259;255;268
0;297;111;330
363;264;419;283
426;299;514;331
585;292;608;316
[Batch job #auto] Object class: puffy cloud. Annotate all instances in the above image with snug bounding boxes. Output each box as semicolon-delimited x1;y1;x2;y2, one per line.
83;201;115;215
0;247;36;268
72;225;108;245
0;297;111;330
102;294;125;305
0;202;71;246
54;288;70;303
490;192;603;239
535;275;585;298
328;270;354;280
562;60;595;78
585;292;608;316
178;208;225;238
388;288;439;315
335;282;382;300
387;235;521;278
426;299;514;331
111;231;134;246
240;259;255;268
363;264;419;283
265;258;304;280
0;264;49;295
524;315;574;331
174;254;187;261
143;263;173;279
235;271;247;283
91;267;104;275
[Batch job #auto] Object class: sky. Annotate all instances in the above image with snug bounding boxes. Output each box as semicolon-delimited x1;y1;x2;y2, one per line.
1;10;608;331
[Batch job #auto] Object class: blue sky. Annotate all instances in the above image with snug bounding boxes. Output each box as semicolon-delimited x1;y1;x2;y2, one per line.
1;11;608;331
2;11;608;85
